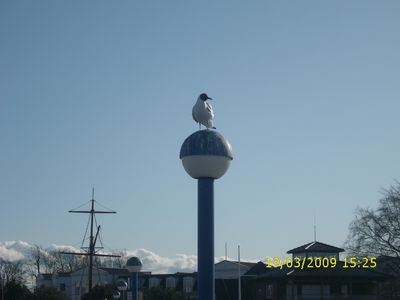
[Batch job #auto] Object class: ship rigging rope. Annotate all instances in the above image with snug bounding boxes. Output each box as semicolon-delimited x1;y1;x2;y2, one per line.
94;215;104;252
94;200;115;213
69;200;91;212
98;228;104;250
80;214;91;249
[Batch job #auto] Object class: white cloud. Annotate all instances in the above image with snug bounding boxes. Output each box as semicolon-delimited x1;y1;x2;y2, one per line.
0;245;25;261
0;241;33;261
0;241;197;274
47;244;80;253
0;241;259;274
125;248;197;274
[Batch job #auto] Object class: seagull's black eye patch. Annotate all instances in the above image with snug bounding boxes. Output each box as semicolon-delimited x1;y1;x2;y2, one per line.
200;93;207;101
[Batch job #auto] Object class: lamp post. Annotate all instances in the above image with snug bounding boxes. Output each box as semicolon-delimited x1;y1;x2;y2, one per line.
116;279;128;300
180;130;233;300
1;265;4;300
126;257;142;300
112;291;121;300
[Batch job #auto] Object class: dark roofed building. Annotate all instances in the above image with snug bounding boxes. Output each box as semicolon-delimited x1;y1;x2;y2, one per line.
244;240;390;300
287;241;345;261
246;262;272;277
287;241;345;254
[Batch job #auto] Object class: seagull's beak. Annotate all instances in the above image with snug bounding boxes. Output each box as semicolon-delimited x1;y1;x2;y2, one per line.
207;97;213;100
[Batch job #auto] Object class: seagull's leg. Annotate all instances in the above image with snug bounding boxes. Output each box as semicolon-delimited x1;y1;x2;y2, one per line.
199;123;201;130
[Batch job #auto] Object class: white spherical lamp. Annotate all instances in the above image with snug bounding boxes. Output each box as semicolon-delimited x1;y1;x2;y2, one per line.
180;130;233;179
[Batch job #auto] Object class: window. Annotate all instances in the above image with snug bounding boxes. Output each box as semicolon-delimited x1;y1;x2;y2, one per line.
300;284;330;298
75;283;86;296
166;277;176;289
266;284;273;298
183;277;193;293
341;285;348;296
323;285;330;297
286;284;297;299
149;278;160;288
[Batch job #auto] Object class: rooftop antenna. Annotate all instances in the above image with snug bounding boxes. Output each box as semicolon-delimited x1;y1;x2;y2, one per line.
225;242;227;260
62;188;120;292
238;245;241;300
314;215;317;242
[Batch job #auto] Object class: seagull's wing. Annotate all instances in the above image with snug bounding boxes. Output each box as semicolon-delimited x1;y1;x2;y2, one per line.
192;107;198;122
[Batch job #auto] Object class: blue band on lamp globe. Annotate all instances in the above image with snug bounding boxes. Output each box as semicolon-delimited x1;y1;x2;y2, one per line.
180;130;233;179
126;256;142;273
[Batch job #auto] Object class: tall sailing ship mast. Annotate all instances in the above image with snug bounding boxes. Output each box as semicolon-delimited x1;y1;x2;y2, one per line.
62;188;120;292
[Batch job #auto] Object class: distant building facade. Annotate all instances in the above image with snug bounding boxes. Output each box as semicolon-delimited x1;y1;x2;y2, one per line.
37;266;129;300
37;240;390;300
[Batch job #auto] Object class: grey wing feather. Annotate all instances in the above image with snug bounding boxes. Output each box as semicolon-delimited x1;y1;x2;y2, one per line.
192;108;198;122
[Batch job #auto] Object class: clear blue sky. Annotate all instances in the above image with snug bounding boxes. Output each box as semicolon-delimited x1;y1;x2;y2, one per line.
1;0;399;262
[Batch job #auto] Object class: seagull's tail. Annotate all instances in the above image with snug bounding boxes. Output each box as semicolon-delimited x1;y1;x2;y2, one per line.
205;119;215;129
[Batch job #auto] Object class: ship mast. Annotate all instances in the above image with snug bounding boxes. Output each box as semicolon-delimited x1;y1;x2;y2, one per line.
62;188;120;292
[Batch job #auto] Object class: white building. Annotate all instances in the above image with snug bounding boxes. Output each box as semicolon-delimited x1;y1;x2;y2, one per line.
37;266;129;300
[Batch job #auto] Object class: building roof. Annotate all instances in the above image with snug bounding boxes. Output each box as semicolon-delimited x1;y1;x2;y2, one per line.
287;241;345;254
254;261;390;280
215;260;257;268
140;272;196;279
99;267;130;275
244;262;268;276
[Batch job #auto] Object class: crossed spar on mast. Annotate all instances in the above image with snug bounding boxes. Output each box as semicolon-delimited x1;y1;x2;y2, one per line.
61;188;120;292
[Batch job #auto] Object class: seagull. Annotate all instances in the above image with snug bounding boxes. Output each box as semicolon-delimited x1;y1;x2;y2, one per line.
192;93;216;129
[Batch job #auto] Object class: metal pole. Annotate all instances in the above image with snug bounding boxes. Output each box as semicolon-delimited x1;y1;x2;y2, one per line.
238;245;241;300
89;198;94;291
136;273;138;300
130;272;138;300
1;268;4;300
198;178;215;300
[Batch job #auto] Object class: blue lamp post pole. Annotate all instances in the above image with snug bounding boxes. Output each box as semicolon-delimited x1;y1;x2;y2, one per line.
126;257;142;300
198;178;215;299
180;130;233;300
116;279;127;300
130;272;138;300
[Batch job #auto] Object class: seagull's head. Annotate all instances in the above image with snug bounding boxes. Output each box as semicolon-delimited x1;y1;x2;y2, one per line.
199;93;212;101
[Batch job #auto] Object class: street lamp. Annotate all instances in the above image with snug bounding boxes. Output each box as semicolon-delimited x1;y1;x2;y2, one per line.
116;279;128;300
0;265;4;300
126;257;142;300
180;129;233;300
112;290;121;300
